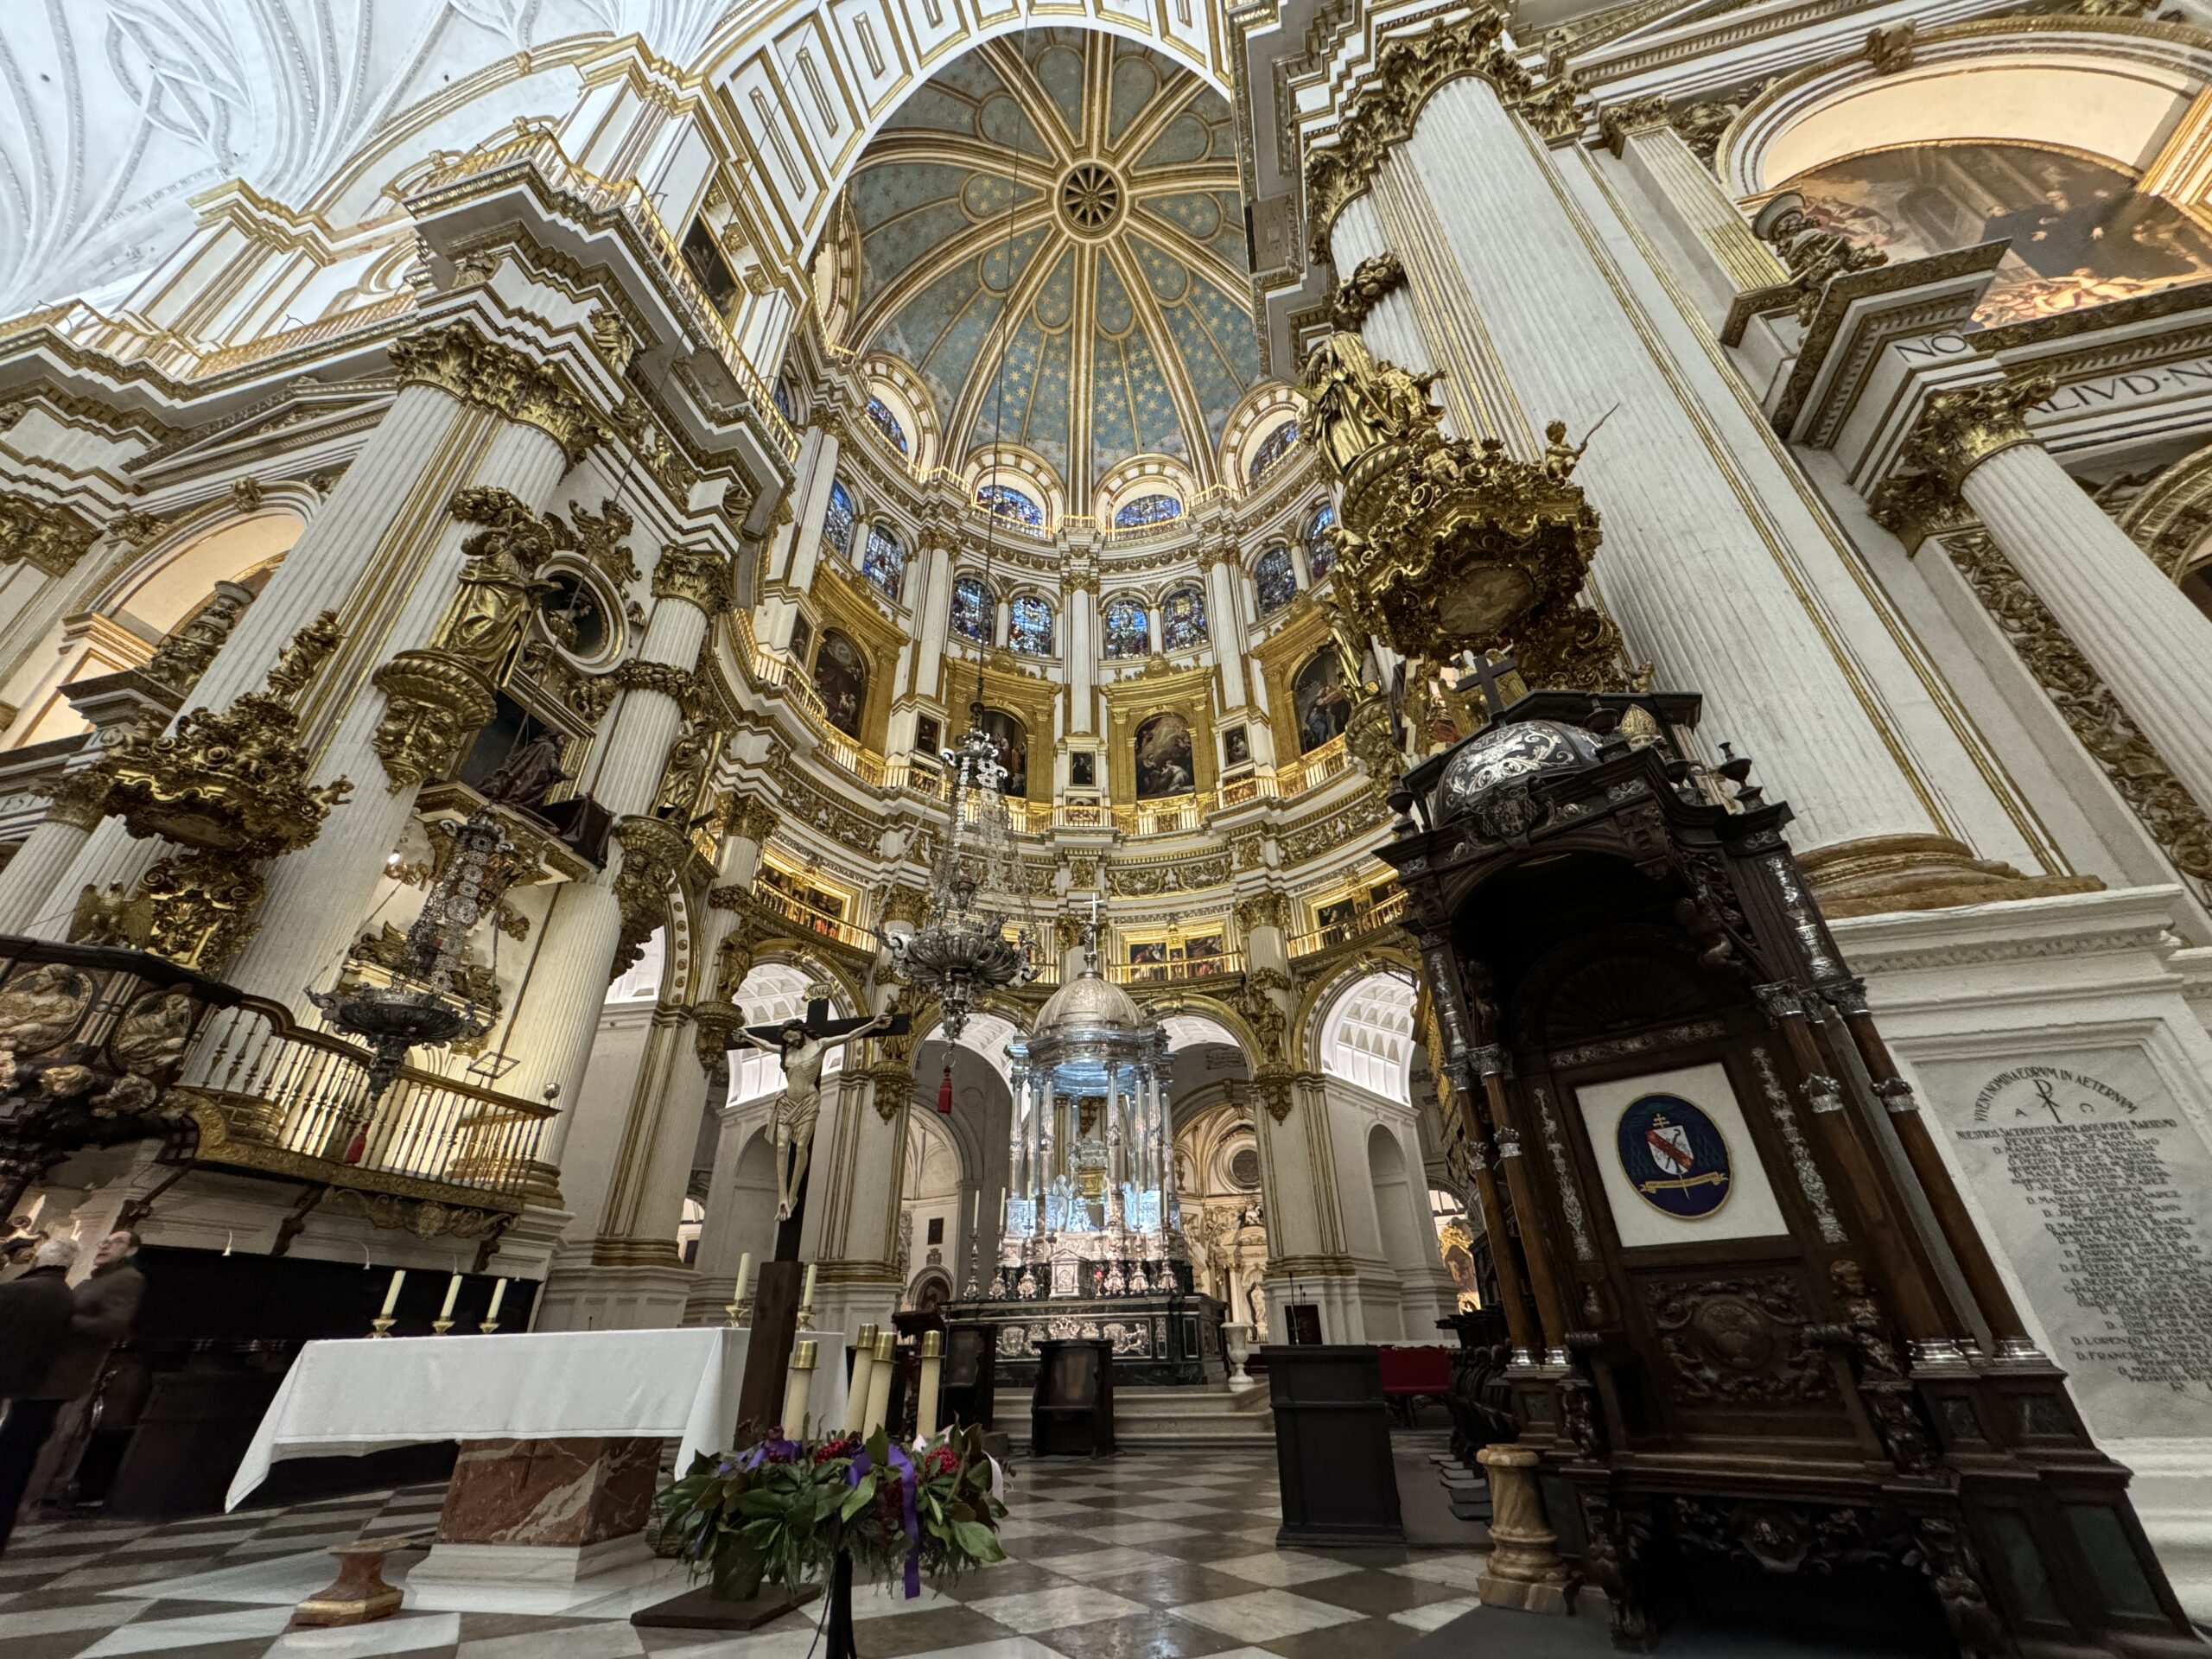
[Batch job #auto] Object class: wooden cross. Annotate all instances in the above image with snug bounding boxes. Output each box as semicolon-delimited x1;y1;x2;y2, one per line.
741;992;912;1051
1459;649;1526;720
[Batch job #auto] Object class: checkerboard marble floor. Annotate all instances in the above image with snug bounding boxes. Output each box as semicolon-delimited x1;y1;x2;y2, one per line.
0;1450;1497;1659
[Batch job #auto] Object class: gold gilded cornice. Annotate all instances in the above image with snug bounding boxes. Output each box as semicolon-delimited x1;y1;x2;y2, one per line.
389;321;605;463
1867;472;1977;554
1902;372;2056;488
0;493;99;578
652;543;734;614
609;659;699;704
1597;93;1671;157
1302;9;1574;258
370;649;499;791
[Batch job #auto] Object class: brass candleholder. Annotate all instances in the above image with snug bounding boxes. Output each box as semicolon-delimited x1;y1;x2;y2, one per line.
795;1301;816;1331
430;1316;454;1335
369;1316;397;1338
477;1319;501;1334
725;1295;752;1329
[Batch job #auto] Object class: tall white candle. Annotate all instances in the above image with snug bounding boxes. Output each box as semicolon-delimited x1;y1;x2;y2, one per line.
734;1251;753;1302
439;1272;462;1319
378;1269;405;1317
842;1324;878;1435
485;1278;508;1320
800;1261;818;1307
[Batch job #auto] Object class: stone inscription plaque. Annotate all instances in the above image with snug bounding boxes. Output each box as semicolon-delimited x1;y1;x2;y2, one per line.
1934;1054;2212;1436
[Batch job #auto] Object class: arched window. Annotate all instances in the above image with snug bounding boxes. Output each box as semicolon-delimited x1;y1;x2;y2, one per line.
1304;501;1338;581
1114;493;1183;530
1254;545;1296;616
860;524;906;601
864;397;909;454
812;630;868;737
1160;585;1207;651
1249;420;1297;481
950;574;993;643
773;378;798;423
823;480;856;556
1008;594;1055;656
1103;597;1150;659
976;482;1043;528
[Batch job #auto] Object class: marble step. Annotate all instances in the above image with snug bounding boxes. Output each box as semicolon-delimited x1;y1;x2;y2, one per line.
1001;1382;1277;1446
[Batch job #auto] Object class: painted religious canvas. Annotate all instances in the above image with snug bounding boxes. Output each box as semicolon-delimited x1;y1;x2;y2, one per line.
1133;711;1196;798
977;707;1029;798
1223;725;1251;767
1292;649;1354;753
1785;141;2212;327
812;631;868;738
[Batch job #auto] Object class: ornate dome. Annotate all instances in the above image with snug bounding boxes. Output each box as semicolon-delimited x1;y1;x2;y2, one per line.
833;29;1274;501
1033;964;1145;1037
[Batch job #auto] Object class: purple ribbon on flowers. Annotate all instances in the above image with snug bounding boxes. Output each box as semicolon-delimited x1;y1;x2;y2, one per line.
847;1444;925;1598
736;1435;799;1470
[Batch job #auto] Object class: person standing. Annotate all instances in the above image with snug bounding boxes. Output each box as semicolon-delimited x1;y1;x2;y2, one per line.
0;1230;145;1552
0;1238;79;1401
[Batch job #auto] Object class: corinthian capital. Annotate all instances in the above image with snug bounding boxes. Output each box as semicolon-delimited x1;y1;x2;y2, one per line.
652;542;734;614
1903;372;2056;488
390;321;605;463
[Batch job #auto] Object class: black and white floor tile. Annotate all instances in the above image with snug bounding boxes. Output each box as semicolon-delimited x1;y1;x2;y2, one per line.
0;1452;1498;1659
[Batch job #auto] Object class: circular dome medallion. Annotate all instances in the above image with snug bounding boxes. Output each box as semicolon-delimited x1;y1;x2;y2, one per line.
1058;163;1123;236
1435;719;1602;823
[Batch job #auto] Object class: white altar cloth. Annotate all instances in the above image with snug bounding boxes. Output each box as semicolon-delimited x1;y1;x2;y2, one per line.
227;1326;845;1511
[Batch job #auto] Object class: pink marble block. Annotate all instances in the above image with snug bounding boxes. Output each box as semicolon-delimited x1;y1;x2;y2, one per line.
435;1436;663;1548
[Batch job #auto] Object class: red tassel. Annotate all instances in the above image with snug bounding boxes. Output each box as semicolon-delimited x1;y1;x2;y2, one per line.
936;1064;954;1115
342;1126;368;1165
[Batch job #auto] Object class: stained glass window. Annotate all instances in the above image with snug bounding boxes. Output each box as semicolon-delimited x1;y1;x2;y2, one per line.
823;480;856;556
1008;594;1055;656
1305;501;1338;581
950;575;992;643
976;482;1043;528
864;397;908;454
1249;421;1297;480
1160;585;1207;651
774;378;798;422
1255;545;1297;616
1103;597;1150;659
1114;493;1183;530
860;524;906;601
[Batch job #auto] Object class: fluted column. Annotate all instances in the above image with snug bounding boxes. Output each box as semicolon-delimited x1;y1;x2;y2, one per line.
1912;377;2212;816
1352;72;1940;854
512;547;725;1163
1201;542;1248;707
1066;575;1099;735
908;531;955;707
35;324;602;955
0;774;110;934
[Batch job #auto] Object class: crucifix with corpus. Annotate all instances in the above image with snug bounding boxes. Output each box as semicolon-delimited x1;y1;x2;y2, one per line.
1456;647;1528;720
734;984;911;1222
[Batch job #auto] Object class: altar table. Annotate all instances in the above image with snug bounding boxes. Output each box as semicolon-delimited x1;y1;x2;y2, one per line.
226;1326;846;1513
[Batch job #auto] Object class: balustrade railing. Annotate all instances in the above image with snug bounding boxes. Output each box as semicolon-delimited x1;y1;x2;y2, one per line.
180;998;552;1201
747;885;877;952
1108;949;1245;986
1114;794;1204;836
1276;738;1351;797
1287;888;1408;957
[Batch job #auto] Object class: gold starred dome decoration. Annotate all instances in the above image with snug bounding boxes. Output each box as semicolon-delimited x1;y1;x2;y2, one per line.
1033;963;1144;1037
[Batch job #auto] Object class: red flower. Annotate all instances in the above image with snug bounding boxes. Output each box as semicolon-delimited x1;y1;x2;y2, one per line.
924;1446;958;1478
812;1436;860;1464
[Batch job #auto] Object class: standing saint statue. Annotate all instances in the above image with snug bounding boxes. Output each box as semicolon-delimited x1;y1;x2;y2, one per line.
441;486;561;669
1295;331;1441;477
733;985;910;1220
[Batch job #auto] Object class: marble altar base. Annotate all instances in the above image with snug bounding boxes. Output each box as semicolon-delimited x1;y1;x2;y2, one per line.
408;1436;660;1591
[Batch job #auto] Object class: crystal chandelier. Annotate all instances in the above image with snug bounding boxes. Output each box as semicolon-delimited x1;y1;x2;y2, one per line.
311;807;518;1106
880;710;1038;1048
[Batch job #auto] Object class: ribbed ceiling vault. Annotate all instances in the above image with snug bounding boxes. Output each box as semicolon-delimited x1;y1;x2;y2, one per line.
840;28;1269;499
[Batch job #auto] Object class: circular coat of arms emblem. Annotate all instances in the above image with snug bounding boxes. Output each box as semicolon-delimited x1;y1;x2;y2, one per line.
1614;1092;1732;1219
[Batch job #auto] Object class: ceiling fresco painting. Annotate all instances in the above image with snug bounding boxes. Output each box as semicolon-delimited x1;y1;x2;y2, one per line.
834;29;1270;500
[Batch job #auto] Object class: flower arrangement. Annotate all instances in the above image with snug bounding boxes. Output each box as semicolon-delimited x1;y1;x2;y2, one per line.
651;1421;1009;1605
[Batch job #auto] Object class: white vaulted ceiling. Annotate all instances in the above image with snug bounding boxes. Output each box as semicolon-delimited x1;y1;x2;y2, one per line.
0;0;734;319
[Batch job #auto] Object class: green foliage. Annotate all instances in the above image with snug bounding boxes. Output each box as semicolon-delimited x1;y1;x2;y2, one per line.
649;1421;1012;1602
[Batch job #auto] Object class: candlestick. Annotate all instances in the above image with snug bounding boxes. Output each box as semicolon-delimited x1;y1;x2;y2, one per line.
378;1268;405;1320
369;1315;397;1338
916;1330;944;1438
861;1330;896;1435
782;1338;817;1434
734;1251;753;1302
439;1272;462;1319
797;1260;818;1331
479;1277;507;1334
842;1324;878;1434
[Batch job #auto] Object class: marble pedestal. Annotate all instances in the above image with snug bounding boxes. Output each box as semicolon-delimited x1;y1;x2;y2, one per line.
1475;1446;1571;1614
407;1436;661;1589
